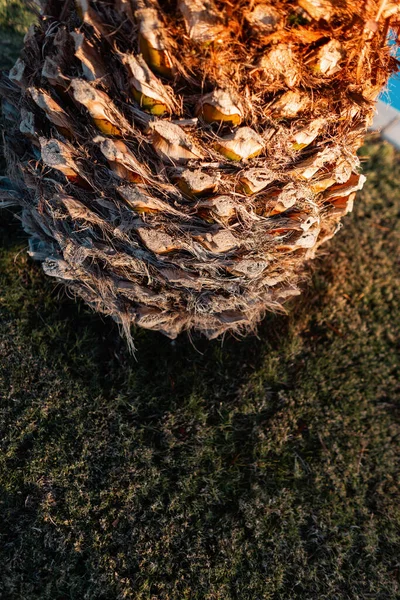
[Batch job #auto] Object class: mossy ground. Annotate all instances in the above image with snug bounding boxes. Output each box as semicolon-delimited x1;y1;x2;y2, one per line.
1;5;400;599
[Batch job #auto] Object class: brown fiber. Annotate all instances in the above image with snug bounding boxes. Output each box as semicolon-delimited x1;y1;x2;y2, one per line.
1;0;399;347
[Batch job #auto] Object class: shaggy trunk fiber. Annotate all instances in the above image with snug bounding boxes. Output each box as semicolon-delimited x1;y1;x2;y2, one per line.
1;1;399;345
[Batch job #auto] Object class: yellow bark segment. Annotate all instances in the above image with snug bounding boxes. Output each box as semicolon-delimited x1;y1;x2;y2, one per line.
215;128;264;161
197;89;243;126
122;54;177;116
136;8;175;78
71;79;131;136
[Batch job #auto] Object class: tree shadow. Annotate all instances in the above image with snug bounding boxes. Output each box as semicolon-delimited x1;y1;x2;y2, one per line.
0;208;299;406
3;184;396;599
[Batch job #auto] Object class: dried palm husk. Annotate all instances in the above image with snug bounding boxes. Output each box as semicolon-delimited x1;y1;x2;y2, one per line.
1;0;399;347
71;31;107;82
178;0;225;43
136;4;175;78
215;127;265;161
122;52;178;116
197;89;243;126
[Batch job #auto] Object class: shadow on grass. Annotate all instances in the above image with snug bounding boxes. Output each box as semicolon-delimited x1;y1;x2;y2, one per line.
1;134;400;597
0;206;296;403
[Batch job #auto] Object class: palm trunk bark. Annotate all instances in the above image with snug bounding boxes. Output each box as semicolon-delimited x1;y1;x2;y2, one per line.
1;0;399;345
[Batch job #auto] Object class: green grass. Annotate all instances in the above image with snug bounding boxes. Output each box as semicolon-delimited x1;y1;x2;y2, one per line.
0;0;35;69
1;5;400;599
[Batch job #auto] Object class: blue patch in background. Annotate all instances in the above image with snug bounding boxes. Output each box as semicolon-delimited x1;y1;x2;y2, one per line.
383;75;400;111
381;37;400;111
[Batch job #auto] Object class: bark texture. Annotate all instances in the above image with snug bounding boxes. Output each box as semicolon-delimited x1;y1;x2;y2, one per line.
1;0;399;345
